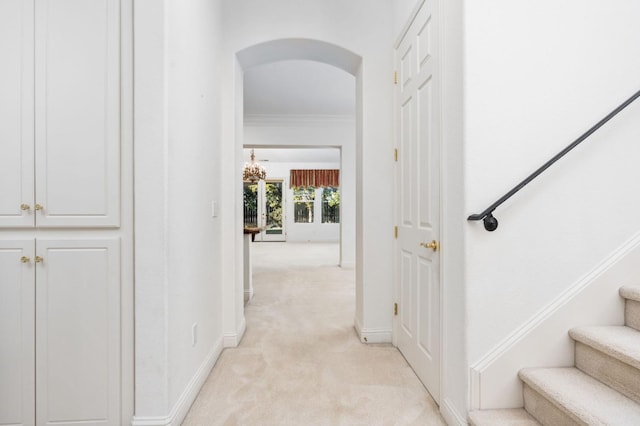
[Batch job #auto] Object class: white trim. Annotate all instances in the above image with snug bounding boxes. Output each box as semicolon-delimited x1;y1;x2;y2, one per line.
244;113;355;127
441;397;468;426
244;288;254;301
339;260;355;269
354;316;392;343
469;230;640;409
131;338;224;426
223;315;247;348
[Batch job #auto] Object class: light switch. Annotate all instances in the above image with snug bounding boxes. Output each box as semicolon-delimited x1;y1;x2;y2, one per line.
211;201;218;217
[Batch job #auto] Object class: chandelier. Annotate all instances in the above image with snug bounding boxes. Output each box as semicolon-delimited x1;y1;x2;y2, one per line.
242;149;267;182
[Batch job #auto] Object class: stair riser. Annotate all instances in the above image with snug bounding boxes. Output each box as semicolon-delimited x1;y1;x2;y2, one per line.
523;384;583;426
626;299;640;331
575;342;640;404
468;409;541;426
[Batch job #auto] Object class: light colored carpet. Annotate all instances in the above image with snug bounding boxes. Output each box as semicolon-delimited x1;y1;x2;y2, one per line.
182;242;445;426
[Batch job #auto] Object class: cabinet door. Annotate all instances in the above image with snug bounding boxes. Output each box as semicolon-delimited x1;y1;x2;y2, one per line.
35;0;121;228
0;240;35;426
0;0;35;228
35;239;121;426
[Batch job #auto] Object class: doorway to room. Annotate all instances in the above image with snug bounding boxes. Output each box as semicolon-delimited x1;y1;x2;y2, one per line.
224;37;368;354
242;147;345;248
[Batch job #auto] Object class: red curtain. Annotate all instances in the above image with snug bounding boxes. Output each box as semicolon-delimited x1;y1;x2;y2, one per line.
290;169;339;189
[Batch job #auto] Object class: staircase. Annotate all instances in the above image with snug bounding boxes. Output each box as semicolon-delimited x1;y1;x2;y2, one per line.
469;286;640;426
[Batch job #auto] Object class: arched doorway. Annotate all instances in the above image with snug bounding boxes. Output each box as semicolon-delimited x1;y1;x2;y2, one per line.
220;39;367;346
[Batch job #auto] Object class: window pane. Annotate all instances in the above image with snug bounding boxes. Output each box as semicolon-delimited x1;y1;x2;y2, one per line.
265;181;283;234
293;187;315;223
243;182;258;227
322;187;340;223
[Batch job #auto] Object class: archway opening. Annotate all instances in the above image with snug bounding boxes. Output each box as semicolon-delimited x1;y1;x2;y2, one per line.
228;38;364;342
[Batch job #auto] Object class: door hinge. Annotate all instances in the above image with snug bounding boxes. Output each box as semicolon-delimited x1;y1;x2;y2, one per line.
394;148;398;162
394;70;398;85
394;303;398;316
394;226;398;239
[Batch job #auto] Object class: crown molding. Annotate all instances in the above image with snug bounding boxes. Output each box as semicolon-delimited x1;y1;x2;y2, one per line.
243;114;355;127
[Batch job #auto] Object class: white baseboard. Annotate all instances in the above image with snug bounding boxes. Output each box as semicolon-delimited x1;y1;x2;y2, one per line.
469;231;640;409
223;316;246;348
354;316;392;343
131;337;223;426
440;398;468;426
244;288;253;301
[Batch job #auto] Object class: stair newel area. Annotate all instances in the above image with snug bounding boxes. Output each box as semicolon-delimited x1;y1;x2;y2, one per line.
469;286;640;426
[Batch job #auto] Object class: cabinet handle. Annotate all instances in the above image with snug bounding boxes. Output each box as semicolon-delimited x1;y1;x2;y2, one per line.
35;204;44;211
21;256;31;263
35;256;44;263
20;203;31;211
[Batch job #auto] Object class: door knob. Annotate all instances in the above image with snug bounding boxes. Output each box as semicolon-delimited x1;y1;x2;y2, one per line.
420;240;439;252
20;203;31;211
35;203;44;211
21;256;31;263
35;256;44;263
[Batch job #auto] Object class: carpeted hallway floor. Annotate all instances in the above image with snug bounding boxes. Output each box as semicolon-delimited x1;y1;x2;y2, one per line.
182;242;446;425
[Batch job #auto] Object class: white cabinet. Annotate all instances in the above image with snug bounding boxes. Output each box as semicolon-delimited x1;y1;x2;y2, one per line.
0;0;120;229
0;239;121;426
0;1;126;425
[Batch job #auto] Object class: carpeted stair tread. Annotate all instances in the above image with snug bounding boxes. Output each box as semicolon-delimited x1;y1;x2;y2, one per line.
468;408;541;426
620;286;640;302
519;367;640;425
569;325;640;370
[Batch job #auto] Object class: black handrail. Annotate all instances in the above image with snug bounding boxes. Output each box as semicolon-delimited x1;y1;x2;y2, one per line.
468;89;640;232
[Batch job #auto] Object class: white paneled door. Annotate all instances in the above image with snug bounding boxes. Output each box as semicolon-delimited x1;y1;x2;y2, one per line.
0;0;35;228
34;0;121;228
394;1;442;403
36;239;121;426
0;240;35;426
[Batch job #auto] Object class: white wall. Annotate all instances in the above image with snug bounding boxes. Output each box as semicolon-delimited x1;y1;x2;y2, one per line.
438;0;467;422
464;0;640;410
220;0;395;347
134;0;224;423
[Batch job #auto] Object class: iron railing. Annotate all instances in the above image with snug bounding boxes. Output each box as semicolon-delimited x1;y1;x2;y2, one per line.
468;89;640;231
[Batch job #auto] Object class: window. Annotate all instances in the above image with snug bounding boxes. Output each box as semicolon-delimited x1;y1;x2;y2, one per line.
293;187;315;223
322;187;340;223
243;182;258;227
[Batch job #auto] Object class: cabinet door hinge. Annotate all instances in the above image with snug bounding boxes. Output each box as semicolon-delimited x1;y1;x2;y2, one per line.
394;303;398;316
394;226;398;239
394;148;398;162
394;70;398;85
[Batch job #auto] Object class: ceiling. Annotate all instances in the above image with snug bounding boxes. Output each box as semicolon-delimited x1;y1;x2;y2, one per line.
243;59;352;164
243;60;355;117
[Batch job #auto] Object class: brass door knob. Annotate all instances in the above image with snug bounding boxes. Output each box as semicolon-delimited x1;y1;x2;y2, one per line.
420;240;439;252
35;203;44;211
20;203;31;211
35;256;44;263
21;256;31;263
